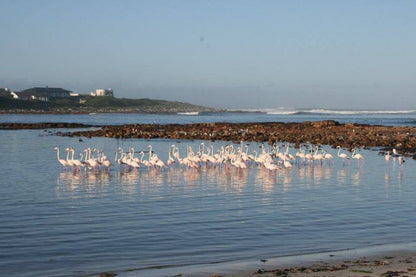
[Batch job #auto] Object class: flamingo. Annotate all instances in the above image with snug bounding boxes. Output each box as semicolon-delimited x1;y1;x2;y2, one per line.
139;151;152;168
284;144;295;161
313;146;324;165
101;155;114;172
124;148;140;170
54;147;69;169
351;148;364;162
65;147;78;169
322;149;334;165
167;145;176;166
86;148;99;169
337;146;350;163
282;156;293;168
295;146;306;164
115;148;125;166
174;146;199;168
70;148;84;170
151;153;167;168
127;147;141;169
263;161;280;170
385;151;391;161
304;145;314;164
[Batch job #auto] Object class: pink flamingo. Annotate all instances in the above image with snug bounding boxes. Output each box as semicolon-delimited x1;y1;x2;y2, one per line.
54;147;69;169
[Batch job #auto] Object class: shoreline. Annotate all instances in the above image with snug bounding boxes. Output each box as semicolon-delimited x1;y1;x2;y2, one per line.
58;120;416;157
2;120;416;156
120;243;416;277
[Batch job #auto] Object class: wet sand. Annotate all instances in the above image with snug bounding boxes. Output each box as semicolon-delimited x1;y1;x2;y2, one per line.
162;252;416;277
230;254;416;277
113;245;416;277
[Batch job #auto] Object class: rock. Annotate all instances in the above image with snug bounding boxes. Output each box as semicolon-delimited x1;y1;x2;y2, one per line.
13;120;415;155
100;272;117;277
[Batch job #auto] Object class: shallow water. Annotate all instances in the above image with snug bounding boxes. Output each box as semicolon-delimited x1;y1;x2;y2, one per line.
0;113;415;276
1;111;416;126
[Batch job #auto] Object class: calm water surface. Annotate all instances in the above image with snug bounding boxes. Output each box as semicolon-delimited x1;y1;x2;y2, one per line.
0;113;415;276
1;111;416;126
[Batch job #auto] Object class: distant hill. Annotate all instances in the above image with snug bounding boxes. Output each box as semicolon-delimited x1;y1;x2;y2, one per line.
0;96;219;114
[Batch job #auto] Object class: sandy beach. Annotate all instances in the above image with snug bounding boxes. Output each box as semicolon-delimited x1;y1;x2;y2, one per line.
228;254;416;277
185;252;416;277
117;245;416;277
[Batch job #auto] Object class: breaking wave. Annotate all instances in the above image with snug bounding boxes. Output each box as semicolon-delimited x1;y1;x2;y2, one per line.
238;108;416;115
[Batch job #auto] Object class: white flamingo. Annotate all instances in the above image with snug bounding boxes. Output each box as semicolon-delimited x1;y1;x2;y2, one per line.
352;148;364;162
313;146;324;165
305;146;314;164
70;148;84;170
282;155;293;168
54;147;69;169
151;153;167;168
284;144;295;161
385;151;391;161
139;151;152;168
65;148;78;169
295;147;306;164
86;148;99;169
167;145;176;166
337;146;350;163
322;149;334;165
101;155;113;171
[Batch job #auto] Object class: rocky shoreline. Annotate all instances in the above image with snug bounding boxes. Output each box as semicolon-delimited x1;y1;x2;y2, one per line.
3;120;412;157
3;120;416;157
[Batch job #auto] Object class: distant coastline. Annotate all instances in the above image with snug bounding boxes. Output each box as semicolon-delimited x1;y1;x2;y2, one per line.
0;108;220;115
0;94;220;114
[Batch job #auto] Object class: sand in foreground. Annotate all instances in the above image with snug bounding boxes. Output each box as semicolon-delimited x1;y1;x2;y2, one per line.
213;253;416;277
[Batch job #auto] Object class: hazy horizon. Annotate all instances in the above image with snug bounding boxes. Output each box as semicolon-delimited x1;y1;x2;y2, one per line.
1;1;415;110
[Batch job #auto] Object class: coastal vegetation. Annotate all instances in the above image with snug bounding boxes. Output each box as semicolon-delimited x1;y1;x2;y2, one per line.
0;95;218;114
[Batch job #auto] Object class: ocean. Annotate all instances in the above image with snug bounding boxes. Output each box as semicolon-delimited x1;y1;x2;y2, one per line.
0;110;415;276
2;109;416;126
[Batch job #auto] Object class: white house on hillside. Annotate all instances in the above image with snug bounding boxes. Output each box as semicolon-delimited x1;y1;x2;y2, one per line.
90;88;114;97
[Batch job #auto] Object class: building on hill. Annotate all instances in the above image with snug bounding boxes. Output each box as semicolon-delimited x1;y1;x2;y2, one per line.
90;88;114;97
0;87;11;97
15;87;72;102
0;87;18;98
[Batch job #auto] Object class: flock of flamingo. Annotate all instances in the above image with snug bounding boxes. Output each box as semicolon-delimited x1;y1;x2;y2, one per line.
52;141;394;173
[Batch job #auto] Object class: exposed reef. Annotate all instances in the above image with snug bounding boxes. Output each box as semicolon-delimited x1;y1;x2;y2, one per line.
51;120;416;157
3;120;416;156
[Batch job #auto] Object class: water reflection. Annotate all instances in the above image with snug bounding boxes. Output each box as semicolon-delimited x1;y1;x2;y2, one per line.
398;167;403;184
56;171;112;198
255;167;276;192
351;166;364;186
55;162;376;199
337;167;350;185
384;160;405;187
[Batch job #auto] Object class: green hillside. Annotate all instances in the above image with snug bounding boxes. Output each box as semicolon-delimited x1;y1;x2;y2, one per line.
0;97;50;110
0;96;217;113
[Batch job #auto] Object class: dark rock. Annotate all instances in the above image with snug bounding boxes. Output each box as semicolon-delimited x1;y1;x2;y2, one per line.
100;272;117;277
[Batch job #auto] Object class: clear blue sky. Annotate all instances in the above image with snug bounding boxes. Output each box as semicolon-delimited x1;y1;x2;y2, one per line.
1;0;415;109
